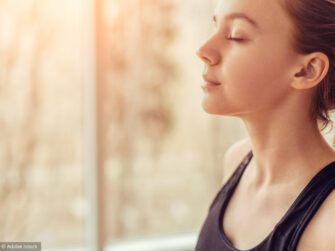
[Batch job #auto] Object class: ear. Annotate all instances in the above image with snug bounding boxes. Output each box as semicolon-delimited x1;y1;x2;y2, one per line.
291;52;329;90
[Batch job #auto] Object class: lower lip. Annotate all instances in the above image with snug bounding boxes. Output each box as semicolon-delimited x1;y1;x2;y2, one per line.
201;81;221;89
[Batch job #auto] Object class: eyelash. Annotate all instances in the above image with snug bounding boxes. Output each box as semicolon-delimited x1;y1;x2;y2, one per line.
225;34;244;42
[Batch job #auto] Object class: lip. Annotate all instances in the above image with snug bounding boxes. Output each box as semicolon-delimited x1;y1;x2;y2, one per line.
202;75;221;85
201;75;221;89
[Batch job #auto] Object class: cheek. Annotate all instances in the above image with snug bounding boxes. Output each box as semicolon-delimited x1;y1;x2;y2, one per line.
201;41;295;116
222;46;291;108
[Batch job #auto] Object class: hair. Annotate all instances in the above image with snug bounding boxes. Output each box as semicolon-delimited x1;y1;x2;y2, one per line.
279;0;335;135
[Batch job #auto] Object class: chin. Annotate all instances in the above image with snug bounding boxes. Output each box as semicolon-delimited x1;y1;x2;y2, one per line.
201;99;242;117
201;99;227;115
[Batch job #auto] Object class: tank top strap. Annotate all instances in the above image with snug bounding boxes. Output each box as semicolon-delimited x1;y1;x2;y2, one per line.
276;161;335;250
208;149;253;212
224;149;253;192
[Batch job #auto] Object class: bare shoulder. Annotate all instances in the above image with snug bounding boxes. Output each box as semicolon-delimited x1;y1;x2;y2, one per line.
297;189;335;250
221;137;252;184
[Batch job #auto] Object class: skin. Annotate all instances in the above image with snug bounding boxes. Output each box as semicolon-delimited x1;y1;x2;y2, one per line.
196;0;335;250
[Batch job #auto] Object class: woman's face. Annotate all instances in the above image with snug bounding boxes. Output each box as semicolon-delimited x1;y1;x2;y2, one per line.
197;0;301;117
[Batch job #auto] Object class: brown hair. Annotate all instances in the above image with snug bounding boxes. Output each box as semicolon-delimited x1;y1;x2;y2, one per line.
280;0;335;132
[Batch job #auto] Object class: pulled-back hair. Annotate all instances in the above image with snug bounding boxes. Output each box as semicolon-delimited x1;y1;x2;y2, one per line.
280;0;335;132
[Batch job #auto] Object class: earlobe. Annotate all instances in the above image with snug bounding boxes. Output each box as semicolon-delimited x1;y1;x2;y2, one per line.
291;64;313;90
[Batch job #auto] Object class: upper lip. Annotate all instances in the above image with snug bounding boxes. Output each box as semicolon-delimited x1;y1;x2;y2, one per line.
202;74;221;85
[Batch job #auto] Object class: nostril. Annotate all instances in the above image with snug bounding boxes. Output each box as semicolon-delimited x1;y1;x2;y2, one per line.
197;48;210;63
201;55;213;65
197;45;219;66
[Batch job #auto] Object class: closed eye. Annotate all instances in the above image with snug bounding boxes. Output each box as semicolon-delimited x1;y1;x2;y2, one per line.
225;34;244;42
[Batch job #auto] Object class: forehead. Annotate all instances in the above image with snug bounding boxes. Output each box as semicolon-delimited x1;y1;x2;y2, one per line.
215;0;293;33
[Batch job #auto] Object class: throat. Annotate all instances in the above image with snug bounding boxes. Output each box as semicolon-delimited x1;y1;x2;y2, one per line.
245;155;323;187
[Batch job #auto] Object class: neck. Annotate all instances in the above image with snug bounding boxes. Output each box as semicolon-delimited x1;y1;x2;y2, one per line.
241;112;335;186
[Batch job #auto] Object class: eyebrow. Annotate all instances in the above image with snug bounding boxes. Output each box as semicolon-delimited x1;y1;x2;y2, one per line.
213;12;260;30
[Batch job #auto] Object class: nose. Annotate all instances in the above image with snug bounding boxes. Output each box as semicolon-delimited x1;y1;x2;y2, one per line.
196;39;220;66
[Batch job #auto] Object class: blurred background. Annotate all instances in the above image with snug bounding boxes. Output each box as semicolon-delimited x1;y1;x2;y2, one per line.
0;0;334;250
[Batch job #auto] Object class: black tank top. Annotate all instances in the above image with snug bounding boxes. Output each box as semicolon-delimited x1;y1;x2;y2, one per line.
195;150;335;251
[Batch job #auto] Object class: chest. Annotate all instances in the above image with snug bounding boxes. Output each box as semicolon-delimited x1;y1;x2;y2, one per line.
222;184;333;250
223;185;291;250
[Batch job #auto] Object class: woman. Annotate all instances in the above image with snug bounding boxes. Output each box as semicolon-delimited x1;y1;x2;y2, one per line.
195;0;335;250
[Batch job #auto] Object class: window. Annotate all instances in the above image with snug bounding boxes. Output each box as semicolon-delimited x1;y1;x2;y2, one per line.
0;0;248;250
